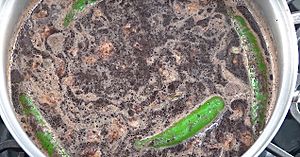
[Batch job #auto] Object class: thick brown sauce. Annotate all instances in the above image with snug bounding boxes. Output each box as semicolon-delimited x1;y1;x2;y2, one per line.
9;0;277;156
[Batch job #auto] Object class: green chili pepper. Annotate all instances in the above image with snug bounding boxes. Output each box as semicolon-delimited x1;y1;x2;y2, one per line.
36;131;56;156
19;94;45;125
232;15;269;134
63;0;98;27
19;94;69;157
134;96;225;149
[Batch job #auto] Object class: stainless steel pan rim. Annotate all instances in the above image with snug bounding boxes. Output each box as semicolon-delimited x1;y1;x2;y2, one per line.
243;0;298;156
0;1;45;157
0;0;298;157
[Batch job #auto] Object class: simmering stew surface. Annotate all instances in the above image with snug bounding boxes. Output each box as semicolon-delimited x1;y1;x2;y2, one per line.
9;0;278;156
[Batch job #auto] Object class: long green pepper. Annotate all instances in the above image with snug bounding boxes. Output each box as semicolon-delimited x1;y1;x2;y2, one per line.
19;94;69;157
232;15;269;134
134;96;225;149
63;0;98;27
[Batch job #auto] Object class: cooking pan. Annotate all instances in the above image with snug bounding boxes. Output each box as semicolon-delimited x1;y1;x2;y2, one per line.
0;0;298;156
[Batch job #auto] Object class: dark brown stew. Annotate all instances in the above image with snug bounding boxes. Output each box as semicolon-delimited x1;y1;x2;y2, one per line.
9;0;277;156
